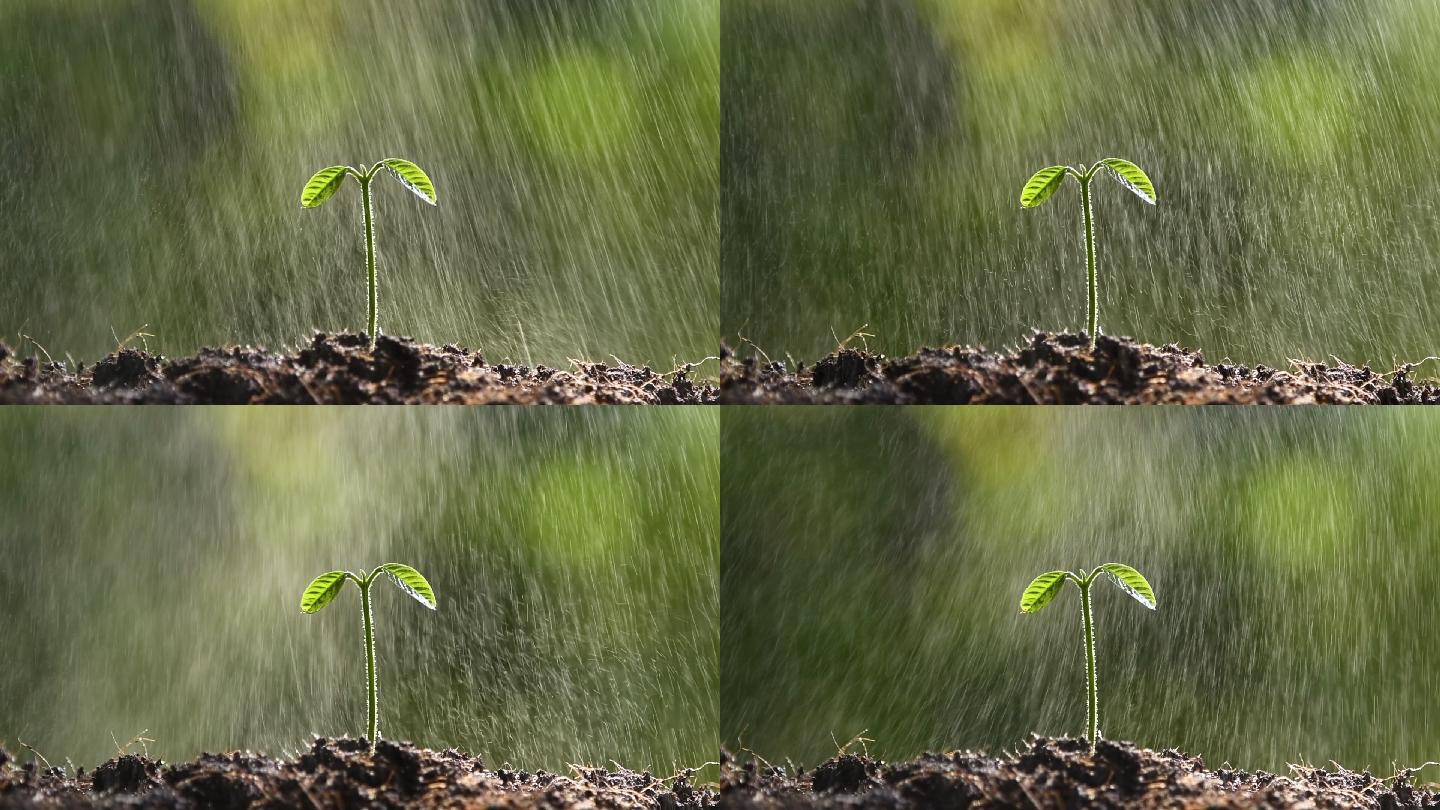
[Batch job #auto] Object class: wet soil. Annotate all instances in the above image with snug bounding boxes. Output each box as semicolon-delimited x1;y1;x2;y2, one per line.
721;736;1440;809
0;737;716;809
721;332;1440;404
0;333;716;404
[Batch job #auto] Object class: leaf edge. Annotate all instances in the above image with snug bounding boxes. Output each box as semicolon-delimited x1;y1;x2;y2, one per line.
1020;165;1070;209
300;166;351;209
378;562;438;610
300;570;351;614
1098;157;1157;205
378;158;438;206
1019;570;1071;613
1097;562;1157;610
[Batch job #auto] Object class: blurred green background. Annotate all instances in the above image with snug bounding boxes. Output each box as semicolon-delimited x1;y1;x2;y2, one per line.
722;408;1440;773
0;0;717;366
723;0;1440;368
0;408;717;772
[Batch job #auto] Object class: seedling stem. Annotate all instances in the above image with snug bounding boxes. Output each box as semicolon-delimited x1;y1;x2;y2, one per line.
1077;171;1099;346
358;169;379;346
357;572;379;747
1076;571;1099;743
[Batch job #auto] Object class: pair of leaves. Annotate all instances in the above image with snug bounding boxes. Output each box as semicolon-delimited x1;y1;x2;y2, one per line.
300;159;438;209
1019;563;1157;613
1019;158;1157;209
300;563;438;614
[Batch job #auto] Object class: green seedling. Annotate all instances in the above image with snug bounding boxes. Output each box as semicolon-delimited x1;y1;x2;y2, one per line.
300;563;437;751
300;159;438;347
1019;159;1156;348
1019;563;1156;745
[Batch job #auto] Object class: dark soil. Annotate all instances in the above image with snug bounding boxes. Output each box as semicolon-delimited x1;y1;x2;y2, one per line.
721;736;1440;809
721;332;1440;404
0;737;717;809
0;333;717;404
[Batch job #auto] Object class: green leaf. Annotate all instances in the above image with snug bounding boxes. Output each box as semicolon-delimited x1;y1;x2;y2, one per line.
300;570;351;614
1019;570;1070;613
378;563;437;609
301;166;350;209
378;158;437;205
1019;165;1069;209
1098;158;1156;205
1098;563;1157;609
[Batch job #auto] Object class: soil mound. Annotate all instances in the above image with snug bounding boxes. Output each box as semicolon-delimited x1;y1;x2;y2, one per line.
0;737;716;809
0;333;716;404
721;736;1440;809
720;332;1440;404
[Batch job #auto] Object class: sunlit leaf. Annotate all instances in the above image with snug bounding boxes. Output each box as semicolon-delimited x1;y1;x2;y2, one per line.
378;563;437;609
1098;563;1156;609
300;570;351;614
1020;165;1069;209
1098;158;1156;205
378;158;437;205
300;166;350;209
1019;570;1070;613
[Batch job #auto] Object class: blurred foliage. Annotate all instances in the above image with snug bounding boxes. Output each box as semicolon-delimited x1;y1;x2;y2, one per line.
0;408;717;772
722;0;1440;368
722;408;1440;772
0;0;717;366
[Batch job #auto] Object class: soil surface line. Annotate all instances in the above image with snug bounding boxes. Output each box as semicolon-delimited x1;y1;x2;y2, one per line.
722;736;1439;809
721;332;1440;404
0;737;716;809
0;333;716;404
